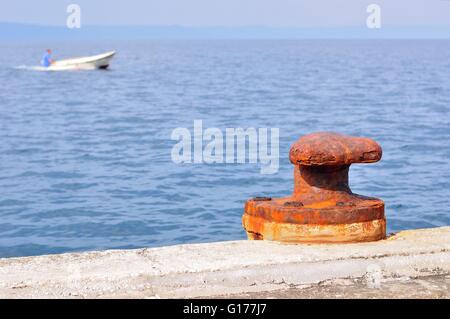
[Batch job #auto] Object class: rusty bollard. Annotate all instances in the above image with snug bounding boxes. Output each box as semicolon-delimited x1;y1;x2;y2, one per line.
243;132;386;243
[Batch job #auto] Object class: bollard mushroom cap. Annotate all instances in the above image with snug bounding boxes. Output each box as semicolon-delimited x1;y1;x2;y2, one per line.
289;132;382;166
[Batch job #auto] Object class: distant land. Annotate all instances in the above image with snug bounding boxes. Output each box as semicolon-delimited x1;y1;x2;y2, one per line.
1;22;450;40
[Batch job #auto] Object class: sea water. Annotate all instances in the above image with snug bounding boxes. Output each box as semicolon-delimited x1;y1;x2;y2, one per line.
0;40;449;257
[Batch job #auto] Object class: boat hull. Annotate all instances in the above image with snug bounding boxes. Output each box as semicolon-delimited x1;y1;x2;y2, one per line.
47;51;115;71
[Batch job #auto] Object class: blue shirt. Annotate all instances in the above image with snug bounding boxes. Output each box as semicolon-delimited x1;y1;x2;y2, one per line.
41;53;52;67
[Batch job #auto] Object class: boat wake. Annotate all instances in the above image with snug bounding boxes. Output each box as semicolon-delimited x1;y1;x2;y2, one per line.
14;65;96;72
14;65;46;71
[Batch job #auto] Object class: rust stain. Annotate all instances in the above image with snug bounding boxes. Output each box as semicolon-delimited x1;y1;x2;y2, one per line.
243;132;386;243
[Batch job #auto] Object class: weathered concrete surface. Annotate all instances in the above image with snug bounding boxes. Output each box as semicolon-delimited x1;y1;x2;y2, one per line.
218;275;450;299
0;227;449;299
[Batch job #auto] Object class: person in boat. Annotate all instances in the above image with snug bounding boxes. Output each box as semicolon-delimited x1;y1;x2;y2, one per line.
40;49;54;67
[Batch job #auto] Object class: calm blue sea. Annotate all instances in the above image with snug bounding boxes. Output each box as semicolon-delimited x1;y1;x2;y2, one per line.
0;40;449;258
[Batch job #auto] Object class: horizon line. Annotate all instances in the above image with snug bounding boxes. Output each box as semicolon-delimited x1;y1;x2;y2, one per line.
2;21;450;29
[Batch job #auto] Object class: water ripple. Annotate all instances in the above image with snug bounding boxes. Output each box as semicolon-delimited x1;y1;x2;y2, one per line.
0;40;449;257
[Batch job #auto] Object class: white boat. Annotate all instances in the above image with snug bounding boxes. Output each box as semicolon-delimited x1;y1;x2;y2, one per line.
44;51;116;71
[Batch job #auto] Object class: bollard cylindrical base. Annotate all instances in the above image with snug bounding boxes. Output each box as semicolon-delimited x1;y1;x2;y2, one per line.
243;214;386;243
243;196;386;243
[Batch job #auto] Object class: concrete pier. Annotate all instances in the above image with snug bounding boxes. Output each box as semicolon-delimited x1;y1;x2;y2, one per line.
0;226;449;298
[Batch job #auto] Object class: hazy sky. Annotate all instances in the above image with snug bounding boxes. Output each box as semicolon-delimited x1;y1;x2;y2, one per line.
2;0;450;27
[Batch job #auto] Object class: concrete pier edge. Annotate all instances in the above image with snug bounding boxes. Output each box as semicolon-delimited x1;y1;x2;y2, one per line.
0;226;449;298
